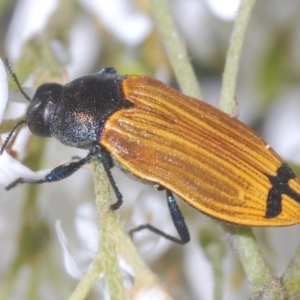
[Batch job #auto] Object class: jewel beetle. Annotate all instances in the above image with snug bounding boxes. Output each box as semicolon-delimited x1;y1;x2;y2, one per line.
2;62;300;245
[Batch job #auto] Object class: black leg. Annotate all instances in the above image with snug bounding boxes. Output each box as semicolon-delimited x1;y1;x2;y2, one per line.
92;145;123;210
129;190;190;245
166;190;190;243
0;120;26;155
5;153;94;190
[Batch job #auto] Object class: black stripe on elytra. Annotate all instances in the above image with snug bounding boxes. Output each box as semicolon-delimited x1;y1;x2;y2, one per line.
266;163;300;218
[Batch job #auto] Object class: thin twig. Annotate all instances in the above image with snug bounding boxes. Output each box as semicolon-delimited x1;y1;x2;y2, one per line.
151;0;202;99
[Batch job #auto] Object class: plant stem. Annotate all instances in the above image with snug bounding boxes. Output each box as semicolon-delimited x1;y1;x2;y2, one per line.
220;0;256;116
226;226;284;299
91;159;126;300
281;245;300;299
151;0;202;99
68;256;104;300
69;159;173;299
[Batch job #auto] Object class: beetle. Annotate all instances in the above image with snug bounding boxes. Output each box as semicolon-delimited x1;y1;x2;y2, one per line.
2;62;300;245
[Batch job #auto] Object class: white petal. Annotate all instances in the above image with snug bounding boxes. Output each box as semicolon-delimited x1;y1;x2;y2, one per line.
5;0;58;61
0;58;8;123
56;220;84;279
66;16;102;80
184;241;213;300
0;151;48;186
75;202;99;255
78;0;152;46
263;91;300;164
205;0;240;21
117;254;134;289
134;288;167;300
130;189;172;261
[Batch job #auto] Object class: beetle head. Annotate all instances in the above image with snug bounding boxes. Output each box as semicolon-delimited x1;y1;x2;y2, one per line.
27;83;62;137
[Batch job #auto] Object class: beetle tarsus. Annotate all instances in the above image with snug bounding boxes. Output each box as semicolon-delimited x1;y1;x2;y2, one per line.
6;177;44;190
129;224;187;244
6;153;93;189
109;198;123;211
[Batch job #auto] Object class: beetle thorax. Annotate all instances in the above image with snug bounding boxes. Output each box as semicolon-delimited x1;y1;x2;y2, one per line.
49;73;127;149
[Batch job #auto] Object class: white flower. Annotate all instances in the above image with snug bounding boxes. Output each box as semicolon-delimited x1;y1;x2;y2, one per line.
263;90;300;164
5;0;58;61
77;0;152;46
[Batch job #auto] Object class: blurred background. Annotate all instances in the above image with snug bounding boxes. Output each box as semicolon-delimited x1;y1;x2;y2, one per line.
1;0;300;299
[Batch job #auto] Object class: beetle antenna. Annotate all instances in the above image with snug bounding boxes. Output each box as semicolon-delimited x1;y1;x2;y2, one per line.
5;58;31;102
0;120;26;155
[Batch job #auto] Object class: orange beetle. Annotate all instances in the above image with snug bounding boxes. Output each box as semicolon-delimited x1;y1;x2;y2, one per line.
2;66;300;244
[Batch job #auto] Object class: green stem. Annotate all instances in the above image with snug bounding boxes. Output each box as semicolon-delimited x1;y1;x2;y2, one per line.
226;226;284;299
281;245;300;299
69;159;125;300
68;257;104;300
0;258;22;299
199;228;225;300
220;0;256;115
92;160;173;299
92;159;126;300
207;245;223;300
69;159;173;299
27;260;40;300
112;221;173;299
151;0;202;99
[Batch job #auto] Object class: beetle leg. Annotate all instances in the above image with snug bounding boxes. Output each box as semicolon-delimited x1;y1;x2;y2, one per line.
5;153;94;190
92;145;123;210
166;190;190;243
129;190;190;245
